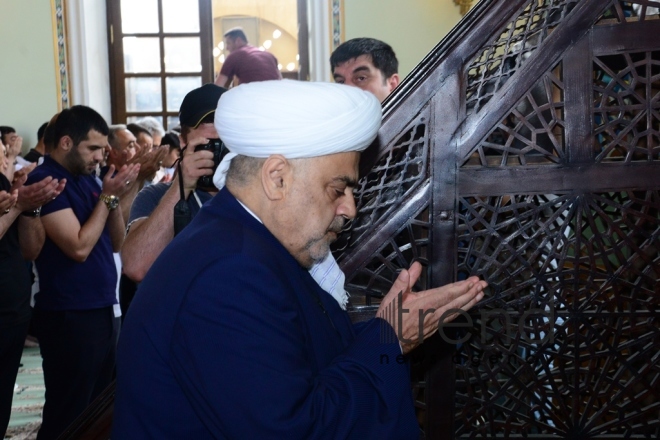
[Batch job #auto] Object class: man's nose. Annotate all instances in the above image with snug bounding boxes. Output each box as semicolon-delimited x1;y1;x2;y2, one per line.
337;191;357;220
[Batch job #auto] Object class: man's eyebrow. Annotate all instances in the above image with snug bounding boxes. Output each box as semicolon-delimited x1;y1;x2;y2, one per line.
333;176;358;187
351;65;371;75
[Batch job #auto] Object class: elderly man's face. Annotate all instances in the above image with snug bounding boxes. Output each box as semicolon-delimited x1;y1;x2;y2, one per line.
135;132;154;152
152;133;162;148
281;152;359;268
114;129;137;159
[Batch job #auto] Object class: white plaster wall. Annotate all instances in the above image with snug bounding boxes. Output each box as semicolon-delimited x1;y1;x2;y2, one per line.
343;0;465;78
67;0;112;122
308;0;331;82
0;0;59;151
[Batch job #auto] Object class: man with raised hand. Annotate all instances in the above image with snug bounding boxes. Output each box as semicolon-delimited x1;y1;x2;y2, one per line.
25;106;139;440
113;80;486;439
0;160;65;438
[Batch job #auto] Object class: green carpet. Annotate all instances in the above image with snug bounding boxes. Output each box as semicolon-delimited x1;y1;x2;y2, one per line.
4;347;43;440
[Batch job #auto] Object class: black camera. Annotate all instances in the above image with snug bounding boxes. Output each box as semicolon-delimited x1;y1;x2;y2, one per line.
194;138;227;189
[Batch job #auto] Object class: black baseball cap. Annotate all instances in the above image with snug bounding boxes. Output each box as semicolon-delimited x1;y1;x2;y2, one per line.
179;83;228;129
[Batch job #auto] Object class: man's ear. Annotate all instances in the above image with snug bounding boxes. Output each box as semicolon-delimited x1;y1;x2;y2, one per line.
261;154;290;201
387;73;400;93
58;135;74;152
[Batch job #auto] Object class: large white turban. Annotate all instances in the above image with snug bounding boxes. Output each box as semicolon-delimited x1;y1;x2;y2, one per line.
212;79;381;189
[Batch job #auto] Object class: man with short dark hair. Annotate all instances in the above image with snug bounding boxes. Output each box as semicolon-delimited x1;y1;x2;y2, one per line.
112;80;486;438
0;126;20;157
25;105;139;440
23;122;48;163
108;124;137;161
331;37;400;103
214;27;281;88
0;126;22;181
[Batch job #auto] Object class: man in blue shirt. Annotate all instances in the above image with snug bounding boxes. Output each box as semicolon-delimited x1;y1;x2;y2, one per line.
26;106;139;440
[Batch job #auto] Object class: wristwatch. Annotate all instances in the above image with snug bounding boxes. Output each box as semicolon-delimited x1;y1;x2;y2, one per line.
21;207;42;217
99;194;120;210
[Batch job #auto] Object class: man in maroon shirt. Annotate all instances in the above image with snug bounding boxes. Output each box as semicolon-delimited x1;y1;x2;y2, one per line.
214;27;281;88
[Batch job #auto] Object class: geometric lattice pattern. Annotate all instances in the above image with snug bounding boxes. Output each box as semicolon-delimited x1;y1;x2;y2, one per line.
453;190;660;437
465;0;577;115
453;313;660;438
337;1;660;438
343;202;431;306
462;64;565;167
333;111;430;254
597;0;660;24
594;51;660;162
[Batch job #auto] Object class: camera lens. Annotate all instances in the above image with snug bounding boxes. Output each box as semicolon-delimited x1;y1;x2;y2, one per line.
195;139;225;189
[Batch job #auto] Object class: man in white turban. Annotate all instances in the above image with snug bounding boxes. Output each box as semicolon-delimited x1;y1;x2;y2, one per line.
211;80;380;309
112;80;486;439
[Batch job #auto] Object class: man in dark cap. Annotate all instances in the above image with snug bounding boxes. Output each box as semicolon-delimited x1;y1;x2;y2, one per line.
121;84;227;286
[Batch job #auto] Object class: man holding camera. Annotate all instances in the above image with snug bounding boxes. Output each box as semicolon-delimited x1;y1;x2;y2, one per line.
121;84;227;284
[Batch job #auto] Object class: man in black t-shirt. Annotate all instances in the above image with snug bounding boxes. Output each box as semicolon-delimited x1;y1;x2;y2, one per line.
0;165;65;437
23;122;49;163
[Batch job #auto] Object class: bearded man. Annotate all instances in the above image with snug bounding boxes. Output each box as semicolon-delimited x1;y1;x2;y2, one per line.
113;81;486;439
25;106;139;440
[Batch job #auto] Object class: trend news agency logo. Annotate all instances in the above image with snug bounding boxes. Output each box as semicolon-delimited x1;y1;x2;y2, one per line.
379;291;555;347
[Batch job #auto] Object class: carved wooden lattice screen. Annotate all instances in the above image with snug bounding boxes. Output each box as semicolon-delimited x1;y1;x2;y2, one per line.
335;0;660;438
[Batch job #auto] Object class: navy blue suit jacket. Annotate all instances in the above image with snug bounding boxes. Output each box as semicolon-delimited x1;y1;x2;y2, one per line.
112;188;419;439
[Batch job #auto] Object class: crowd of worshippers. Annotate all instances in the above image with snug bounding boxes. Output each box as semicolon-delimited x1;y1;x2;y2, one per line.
0;37;486;439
